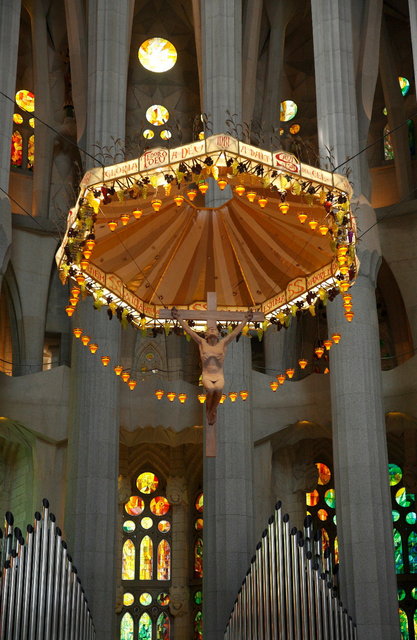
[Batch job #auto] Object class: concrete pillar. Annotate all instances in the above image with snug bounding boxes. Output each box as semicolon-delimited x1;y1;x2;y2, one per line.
203;337;254;639
253;439;273;532
0;0;21;277
65;3;133;639
264;325;285;375
311;2;400;636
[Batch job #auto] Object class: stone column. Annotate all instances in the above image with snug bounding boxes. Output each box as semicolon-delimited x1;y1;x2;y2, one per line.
253;439;273;531
203;337;254;639
311;2;400;637
0;0;21;280
65;4;133;639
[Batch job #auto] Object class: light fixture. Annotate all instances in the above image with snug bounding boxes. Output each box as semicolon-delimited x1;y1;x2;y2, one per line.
219;394;227;404
83;249;92;260
73;328;82;338
331;333;341;344
337;246;348;257
279;201;289;214
197;393;206;404
187;189;197;201
121;371;130;383
75;274;85;286
178;393;187;403
298;212;308;224
258;196;268;208
89;343;98;354
298;358;308;369
315;346;324;359
71;287;81;298
235;185;245;196
198;183;208;194
151;199;162;212
269;381;279;391
81;335;90;346
339;280;350;293
229;392;238;402
167;391;176;402
128;380;137;390
318;224;328;235
324;367;330;374
339;265;350;275
120;213;130;226
343;294;352;304
101;356;110;366
246;190;256;202
277;373;286;385
155;389;164;400
217;179;227;190
107;220;117;232
343;303;353;312
344;310;354;322
239;390;249;401
85;239;95;251
133;209;143;219
114;365;123;376
323;339;333;350
174;195;184;207
286;368;295;379
69;297;79;307
309;219;318;231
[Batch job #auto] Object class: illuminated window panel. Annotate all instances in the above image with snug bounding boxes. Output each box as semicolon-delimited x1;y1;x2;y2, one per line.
13;113;23;124
157;540;171;580
289;123;300;135
392;510;400;522
396;487;415;508
125;495;145;516
157;592;170;606
160;129;172;140
11;131;22;166
194;538;203;578
334;537;339;564
123;593;134;606
141;517;153;530
158;520;171;533
306;489;319;507
399;608;409;640
408;532;417;573
137;471;159;494
195;518;203;530
280;100;297;122
138;612;152;640
414;610;417;637
150;496;170;516
140;535;153;580
194;611;203;640
406;511;417;525
399;76;410;96
15;89;35;112
194;591;202;605
138;38;177;73
143;129;154;139
156;612;170;640
394;529;404;574
146;105;169;127
139;593;152;606
321;529;330;553
27;134;35;169
389;463;403;486
122;539;135;580
317;463;331;485
318;509;328;521
384;124;394;160
120;612;134;640
398;588;406;601
195;492;203;513
324;489;336;509
29;117;35;128
123;520;136;533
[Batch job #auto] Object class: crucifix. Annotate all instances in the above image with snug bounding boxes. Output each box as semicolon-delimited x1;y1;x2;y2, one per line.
159;293;264;457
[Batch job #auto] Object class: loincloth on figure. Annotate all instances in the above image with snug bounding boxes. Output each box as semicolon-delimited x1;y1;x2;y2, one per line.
202;372;224;393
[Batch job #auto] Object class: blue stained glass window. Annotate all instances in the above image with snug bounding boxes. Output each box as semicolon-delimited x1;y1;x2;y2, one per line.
408;532;417;573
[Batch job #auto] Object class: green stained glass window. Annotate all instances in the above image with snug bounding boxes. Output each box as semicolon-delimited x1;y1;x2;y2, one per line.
396;488;415;508
194;538;203;578
412;588;417;600
139;593;152;606
394;529;404;574
324;489;336;509
122;539;135;580
399;76;410;96
414;610;417;637
194;611;203;640
408;532;417;573
120;612;134;640
157;540;171;580
194;590;202;605
398;588;406;601
156;612;170;639
157;592;170;606
123;520;136;533
399;608;409;640
389;463;403;486
138;612;152;640
392;510;400;522
406;512;417;525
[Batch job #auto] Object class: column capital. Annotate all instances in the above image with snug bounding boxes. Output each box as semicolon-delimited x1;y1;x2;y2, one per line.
166;475;188;506
356;247;381;287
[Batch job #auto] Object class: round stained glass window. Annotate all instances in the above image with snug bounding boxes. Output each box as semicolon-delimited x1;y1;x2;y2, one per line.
399;76;410;96
139;592;152;606
146;105;169;126
333;515;337;525
306;490;319;507
141;517;153;529
143;129;154;139
150;496;170;516
13;113;23;124
158;520;171;533
406;512;417;525
136;472;159;494
280;100;297;122
138;38;177;73
412;587;417;600
317;463;331;485
318;509;328;521
195;518;203;530
160;129;172;140
123;520;136;533
388;463;402;486
157;592;170;606
194;590;202;605
398;588;406;601
195;492;203;513
123;592;134;606
396;487;415;508
125;495;145;516
15;90;35;112
392;510;400;522
324;488;336;509
289;124;300;135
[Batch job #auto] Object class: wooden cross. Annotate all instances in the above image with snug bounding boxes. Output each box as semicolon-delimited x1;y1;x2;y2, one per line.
159;293;264;457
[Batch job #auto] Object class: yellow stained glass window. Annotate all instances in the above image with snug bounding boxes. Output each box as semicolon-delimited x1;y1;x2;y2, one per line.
140;535;153;579
157;540;171;580
143;129;154;139
160;129;171;140
15;89;35;112
150;496;170;516
195;492;203;513
280;100;297;122
289;124;300;135
141;517;153;529
137;472;159;494
146;105;169;127
125;495;144;516
27;134;35;169
123;592;134;606
29;118;35;128
122;539;135;580
120;612;134;640
138;38;177;73
306;489;319;506
140;592;152;606
11;131;22;167
13;113;23;124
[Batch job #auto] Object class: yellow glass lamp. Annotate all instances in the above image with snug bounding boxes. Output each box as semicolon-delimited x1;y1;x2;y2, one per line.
286;368;295;379
219;394;227;404
339;280;350;292
344;310;354;322
154;389;164;400
298;358;308;369
279;201;289;214
114;365;123;376
101;355;110;366
240;390;249;401
107;220;117;232
178;393;187;403
315;346;324;359
246;190;256;202
89;343;98;354
133;209;143;219
318;224;328;236
71;287;81;298
121;371;130;383
198;183;208;195
228;392;238;402
323;339;333;350
81;335;90;346
83;249;92;260
298;212;308;224
269;381;279;391
128;380;137;390
85;239;95;251
309;219;318;231
331;333;341;344
75;274;85;286
151;199;162;212
69;296;79;307
258;196;268;208
174;195;184;207
80;259;89;270
235;185;245;196
217;179;227;190
120;212;130;226
277;373;286;385
197;394;206;404
166;391;176;402
73;328;83;338
187;189;197;201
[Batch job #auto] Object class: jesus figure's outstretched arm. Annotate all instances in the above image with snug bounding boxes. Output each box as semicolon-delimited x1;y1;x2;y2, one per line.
171;308;203;344
221;310;253;346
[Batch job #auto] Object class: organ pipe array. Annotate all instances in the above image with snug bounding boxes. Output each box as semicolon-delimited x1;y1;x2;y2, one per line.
224;501;357;640
0;499;95;640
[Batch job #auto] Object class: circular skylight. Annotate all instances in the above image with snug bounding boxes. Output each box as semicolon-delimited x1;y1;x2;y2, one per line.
280;100;297;122
138;38;177;73
146;105;169;126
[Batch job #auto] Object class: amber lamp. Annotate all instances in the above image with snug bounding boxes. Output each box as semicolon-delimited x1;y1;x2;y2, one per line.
323;339;333;350
80;259;89;270
128;380;137;390
83;249;92;260
343;303;353;312
198;183;208;195
344;310;354;322
258;196;268;208
73;328;82;339
339;280;350;293
107;220;117;232
101;355;110;366
114;365;123;376
71;287;81;298
286;368;295;379
269;381;279;391
279;202;289;214
178;393;187;403
85;239;95;251
151;199;162;212
331;333;341;344
217;179;227;190
235;185;245;196
155;389;164;400
298;358;308;369
338;255;347;265
246;190;256;202
187;189;197;201
315;346;324;359
229;392;238;402
219;394;227;404
309;219;318;231
81;335;90;346
298;212;308;224
343;294;352;304
120;213;130;226
69;296;79;307
240;390;249;401
318;224;328;236
167;391;176;402
133;209;143;219
324;367;330;374
75;274;85;286
197;394;206;404
339;265;350;275
174;195;184;207
89;343;98;354
337;245;348;257
121;372;130;383
65;305;75;317
277;373;286;385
